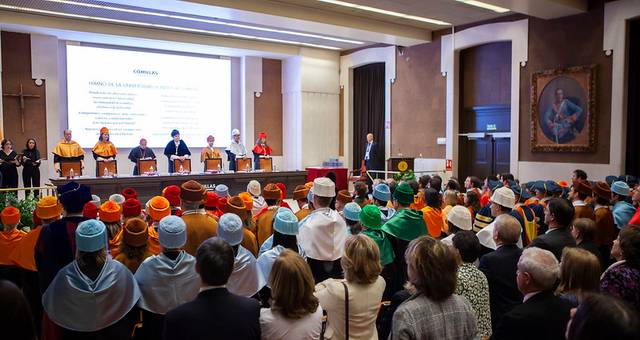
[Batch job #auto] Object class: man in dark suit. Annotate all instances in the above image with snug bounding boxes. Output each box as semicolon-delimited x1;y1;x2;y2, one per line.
492;247;574;340
478;214;523;332
529;198;577;261
363;133;383;175
163;237;260;340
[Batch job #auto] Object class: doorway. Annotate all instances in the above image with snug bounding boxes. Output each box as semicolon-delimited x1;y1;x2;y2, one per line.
457;42;511;180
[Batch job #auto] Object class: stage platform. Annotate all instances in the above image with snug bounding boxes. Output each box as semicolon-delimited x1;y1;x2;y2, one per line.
49;171;308;203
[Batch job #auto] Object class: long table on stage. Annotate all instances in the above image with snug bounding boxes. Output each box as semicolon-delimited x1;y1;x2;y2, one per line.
49;171;308;203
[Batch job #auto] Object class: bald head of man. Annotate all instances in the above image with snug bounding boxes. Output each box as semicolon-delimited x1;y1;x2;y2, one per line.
492;214;522;246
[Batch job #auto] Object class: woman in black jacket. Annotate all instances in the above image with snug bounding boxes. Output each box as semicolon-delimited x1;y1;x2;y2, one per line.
21;138;41;193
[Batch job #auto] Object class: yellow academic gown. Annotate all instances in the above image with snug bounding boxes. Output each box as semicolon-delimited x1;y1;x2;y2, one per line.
200;147;221;162
92;141;117;158
52;140;84;161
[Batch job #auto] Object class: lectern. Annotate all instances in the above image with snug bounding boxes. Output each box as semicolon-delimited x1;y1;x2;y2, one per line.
387;157;415;172
60;161;82;178
173;159;191;173
137;159;157;174
204;158;223;172
236;158;252;172
259;157;273;172
96;160;117;177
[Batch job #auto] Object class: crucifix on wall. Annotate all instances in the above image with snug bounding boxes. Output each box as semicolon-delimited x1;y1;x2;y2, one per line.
3;83;41;133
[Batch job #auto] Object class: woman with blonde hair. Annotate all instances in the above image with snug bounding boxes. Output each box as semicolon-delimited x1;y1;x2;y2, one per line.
260;249;322;339
315;234;386;339
556;247;600;305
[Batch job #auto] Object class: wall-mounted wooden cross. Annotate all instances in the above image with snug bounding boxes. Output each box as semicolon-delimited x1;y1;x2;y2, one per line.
3;82;41;133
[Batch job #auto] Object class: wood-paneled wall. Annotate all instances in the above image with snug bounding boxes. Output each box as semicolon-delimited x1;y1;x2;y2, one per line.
391;42;446;159
254;58;283;156
1;31;48;157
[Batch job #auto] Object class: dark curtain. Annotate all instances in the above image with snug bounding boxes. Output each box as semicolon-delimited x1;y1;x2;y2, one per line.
626;19;640;176
353;62;385;169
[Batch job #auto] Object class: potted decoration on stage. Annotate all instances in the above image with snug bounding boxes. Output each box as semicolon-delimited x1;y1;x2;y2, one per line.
393;160;415;182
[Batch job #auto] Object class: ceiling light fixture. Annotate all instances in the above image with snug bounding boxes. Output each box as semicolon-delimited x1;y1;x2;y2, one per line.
44;0;364;45
0;4;343;50
317;0;451;26
455;0;510;13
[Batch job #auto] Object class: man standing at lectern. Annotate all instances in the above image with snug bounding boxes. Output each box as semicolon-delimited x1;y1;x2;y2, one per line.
226;129;247;172
52;129;85;175
363;133;382;179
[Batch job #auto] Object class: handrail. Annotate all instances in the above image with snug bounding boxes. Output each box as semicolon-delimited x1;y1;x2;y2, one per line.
0;185;57;197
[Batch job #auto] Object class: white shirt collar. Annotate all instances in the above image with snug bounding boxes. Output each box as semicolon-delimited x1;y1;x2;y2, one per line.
199;284;226;292
523;291;541;302
573;200;586;207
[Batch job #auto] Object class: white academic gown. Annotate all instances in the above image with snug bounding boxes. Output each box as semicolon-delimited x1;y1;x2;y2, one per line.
43;257;140;332
252;195;268;216
257;245;306;287
134;251;200;315
227;245;266;297
298;207;348;261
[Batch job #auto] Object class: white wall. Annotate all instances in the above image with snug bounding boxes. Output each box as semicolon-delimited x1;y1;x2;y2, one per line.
282;48;341;170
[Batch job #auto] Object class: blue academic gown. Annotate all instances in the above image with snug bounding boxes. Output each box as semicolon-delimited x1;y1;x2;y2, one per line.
163;140;191;173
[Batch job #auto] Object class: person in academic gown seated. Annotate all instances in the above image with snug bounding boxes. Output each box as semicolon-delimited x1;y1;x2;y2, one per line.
255;183;283;246
35;181;92;292
257;208;305;286
42;219;140;339
52;129;85;175
492;247;573;340
478;214;524;332
0;207;25;285
134;216;200;340
224;196;259;256
92;127;117;176
180;180;217;256
0;139;20;189
293;185;312;221
570;180;595;220
260;249;322;339
162;237;261;340
611;181;636;229
381;182;427;295
21;138;41;191
298;177;348;283
163;129;191;173
114;218;154;273
226;128;247;172
10;196;62;337
247;180;267;216
217;213;266;299
200;135;221;164
128;138;156;175
252;132;272;170
372;183;396;223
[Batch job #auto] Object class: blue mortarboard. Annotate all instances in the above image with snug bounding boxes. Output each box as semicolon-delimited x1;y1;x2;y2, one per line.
606;176;618;186
273;207;299;235
76;219;107;252
343;202;361;222
58;181;92;212
217;213;243;246
545;180;562;194
488;180;503;191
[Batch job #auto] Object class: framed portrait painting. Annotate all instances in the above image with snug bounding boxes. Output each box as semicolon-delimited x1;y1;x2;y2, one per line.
530;65;597;152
